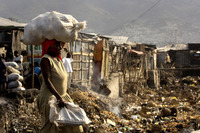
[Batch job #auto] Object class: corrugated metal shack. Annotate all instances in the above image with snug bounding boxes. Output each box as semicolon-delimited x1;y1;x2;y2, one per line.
0;17;26;61
157;43;200;69
157;43;200;87
157;44;189;68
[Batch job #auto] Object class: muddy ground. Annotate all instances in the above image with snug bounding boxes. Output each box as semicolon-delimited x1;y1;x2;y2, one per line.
0;75;200;133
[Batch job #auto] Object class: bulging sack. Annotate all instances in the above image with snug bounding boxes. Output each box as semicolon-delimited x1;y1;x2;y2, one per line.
6;66;20;74
22;11;86;45
11;87;26;91
7;73;23;82
7;80;22;89
5;62;19;69
49;96;91;125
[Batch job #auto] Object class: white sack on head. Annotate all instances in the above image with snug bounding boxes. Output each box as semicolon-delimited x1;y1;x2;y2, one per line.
22;11;86;45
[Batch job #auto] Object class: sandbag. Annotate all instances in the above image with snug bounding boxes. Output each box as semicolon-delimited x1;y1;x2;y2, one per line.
22;11;86;45
7;73;23;82
5;62;19;69
11;87;26;91
7;66;20;74
7;80;22;89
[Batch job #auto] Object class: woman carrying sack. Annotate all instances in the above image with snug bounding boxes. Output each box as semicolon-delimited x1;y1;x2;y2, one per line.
37;39;83;133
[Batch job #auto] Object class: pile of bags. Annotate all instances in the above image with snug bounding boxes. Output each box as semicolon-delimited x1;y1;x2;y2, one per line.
5;62;25;91
22;11;86;45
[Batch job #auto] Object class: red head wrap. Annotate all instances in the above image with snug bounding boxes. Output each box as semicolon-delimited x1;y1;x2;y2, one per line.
41;39;62;60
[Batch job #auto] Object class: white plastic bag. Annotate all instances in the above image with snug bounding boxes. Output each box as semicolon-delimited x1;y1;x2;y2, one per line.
22;11;86;45
49;96;91;125
57;102;91;125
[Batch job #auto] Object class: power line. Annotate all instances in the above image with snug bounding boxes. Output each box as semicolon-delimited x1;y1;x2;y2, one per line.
131;0;162;24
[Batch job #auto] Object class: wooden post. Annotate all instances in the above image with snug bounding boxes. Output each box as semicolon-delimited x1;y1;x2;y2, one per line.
101;39;105;79
81;41;83;84
105;40;109;78
31;45;34;88
153;50;157;70
88;42;90;86
71;41;74;83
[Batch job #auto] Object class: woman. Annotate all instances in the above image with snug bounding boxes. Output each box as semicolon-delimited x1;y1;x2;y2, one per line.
37;39;83;133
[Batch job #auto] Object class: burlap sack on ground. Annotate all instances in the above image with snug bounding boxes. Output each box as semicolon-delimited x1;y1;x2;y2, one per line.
7;80;22;89
7;66;20;74
7;73;23;82
5;62;19;69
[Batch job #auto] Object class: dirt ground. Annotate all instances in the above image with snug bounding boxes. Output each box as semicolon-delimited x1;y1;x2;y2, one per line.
1;74;200;133
69;76;200;133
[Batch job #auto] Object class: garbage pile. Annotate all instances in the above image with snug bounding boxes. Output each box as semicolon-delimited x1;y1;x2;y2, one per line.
1;75;200;132
0;89;41;133
68;76;200;132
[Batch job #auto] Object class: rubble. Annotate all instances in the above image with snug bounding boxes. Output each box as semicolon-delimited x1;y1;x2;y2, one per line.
68;75;200;132
0;89;41;133
1;74;200;132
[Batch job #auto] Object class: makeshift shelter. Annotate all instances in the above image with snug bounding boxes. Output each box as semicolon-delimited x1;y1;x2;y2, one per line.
0;17;26;61
122;43;157;89
157;43;200;87
70;33;157;97
69;33;96;87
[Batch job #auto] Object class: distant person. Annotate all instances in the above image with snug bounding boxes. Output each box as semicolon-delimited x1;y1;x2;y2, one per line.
0;54;7;91
62;52;73;88
6;51;13;61
13;51;23;75
21;50;28;62
34;62;41;75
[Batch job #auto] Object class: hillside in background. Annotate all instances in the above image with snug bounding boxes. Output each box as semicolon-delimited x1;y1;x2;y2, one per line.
0;0;200;46
111;0;200;46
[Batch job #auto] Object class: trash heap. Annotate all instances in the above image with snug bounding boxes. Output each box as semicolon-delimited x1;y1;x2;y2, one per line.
68;75;200;132
0;89;41;133
1;75;200;132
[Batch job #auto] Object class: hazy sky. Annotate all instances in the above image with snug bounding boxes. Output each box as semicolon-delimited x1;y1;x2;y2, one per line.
0;0;200;45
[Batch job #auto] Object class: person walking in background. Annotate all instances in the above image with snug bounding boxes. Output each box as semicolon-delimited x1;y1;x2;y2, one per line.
21;50;28;62
38;39;83;133
13;51;23;75
34;62;41;75
0;54;7;91
62;52;73;88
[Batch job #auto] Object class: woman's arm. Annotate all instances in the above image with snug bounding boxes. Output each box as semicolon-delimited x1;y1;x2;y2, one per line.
40;58;65;107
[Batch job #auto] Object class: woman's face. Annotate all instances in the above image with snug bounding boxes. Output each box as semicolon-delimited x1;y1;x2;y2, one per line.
48;42;64;56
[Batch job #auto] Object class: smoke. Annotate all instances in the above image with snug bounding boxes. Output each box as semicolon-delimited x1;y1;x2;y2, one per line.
110;106;121;116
